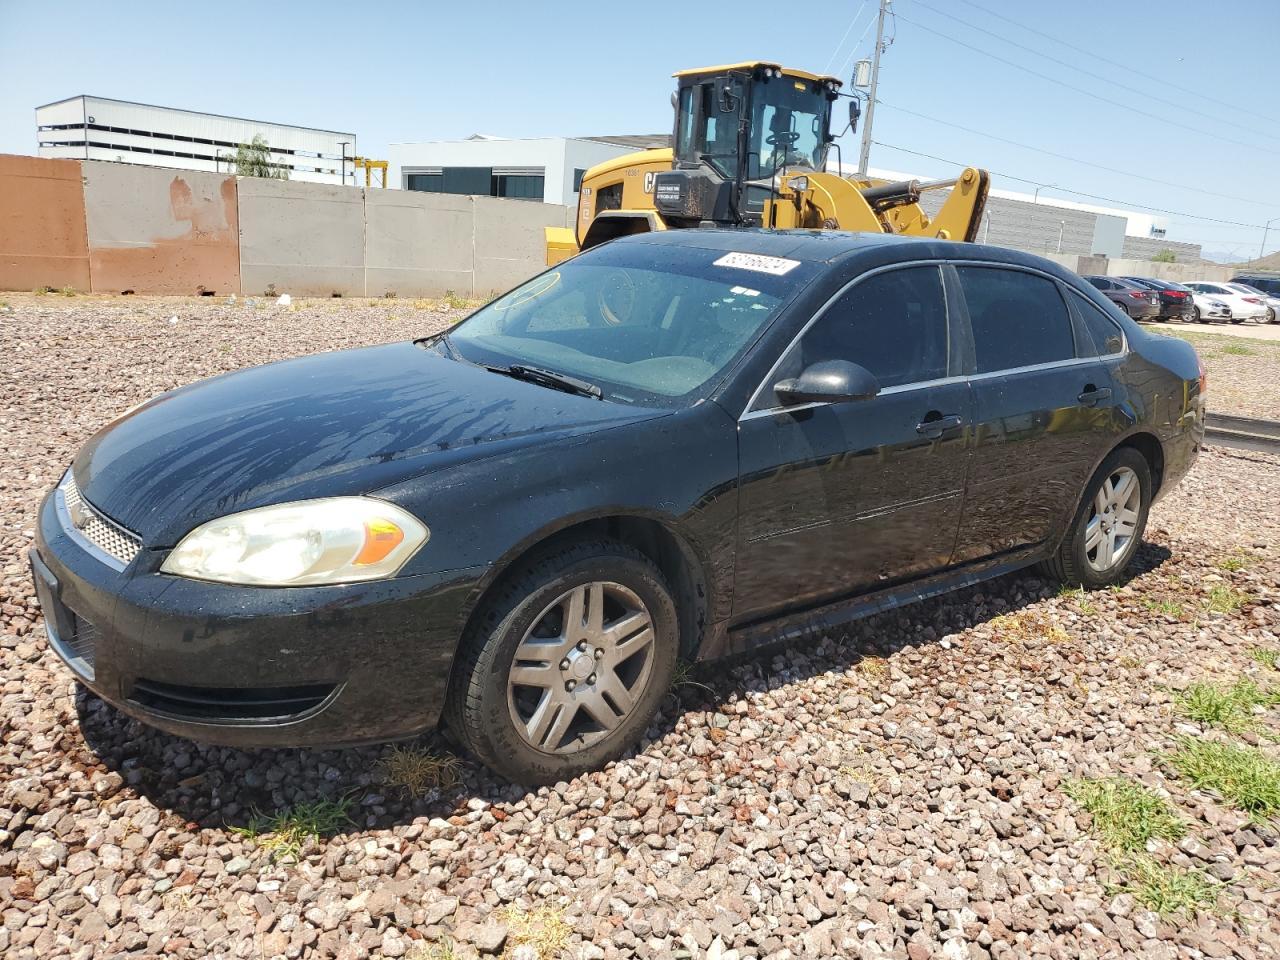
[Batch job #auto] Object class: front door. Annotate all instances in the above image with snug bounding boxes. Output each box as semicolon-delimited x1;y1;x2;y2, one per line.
733;264;972;624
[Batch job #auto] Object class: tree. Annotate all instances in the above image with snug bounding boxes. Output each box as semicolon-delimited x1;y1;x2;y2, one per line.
1152;249;1176;263
228;135;288;180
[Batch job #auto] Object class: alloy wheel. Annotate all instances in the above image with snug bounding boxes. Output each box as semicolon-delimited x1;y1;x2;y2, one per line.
507;581;656;754
1084;466;1142;573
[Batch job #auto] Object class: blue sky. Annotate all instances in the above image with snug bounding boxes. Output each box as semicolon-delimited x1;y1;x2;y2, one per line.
2;0;1278;260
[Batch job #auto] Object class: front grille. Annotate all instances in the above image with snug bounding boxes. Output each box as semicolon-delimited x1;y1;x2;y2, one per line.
128;679;338;722
33;564;99;682
60;473;142;568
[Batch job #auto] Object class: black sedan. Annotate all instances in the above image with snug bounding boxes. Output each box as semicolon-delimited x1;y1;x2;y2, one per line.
1121;277;1196;321
32;230;1205;783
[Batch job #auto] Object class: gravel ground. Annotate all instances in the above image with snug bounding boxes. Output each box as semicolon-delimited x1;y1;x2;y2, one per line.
2;294;1279;960
1155;327;1280;421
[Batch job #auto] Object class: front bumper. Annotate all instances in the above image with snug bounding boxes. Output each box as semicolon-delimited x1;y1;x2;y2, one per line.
32;488;486;748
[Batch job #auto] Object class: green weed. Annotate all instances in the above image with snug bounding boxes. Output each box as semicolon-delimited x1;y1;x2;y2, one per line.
1175;678;1280;734
229;795;354;862
1065;777;1185;852
1162;737;1280;823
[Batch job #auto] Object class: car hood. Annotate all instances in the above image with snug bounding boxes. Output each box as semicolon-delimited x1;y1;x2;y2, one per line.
74;342;665;545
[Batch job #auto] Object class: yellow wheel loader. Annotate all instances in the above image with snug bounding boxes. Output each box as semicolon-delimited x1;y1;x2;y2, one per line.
546;61;990;265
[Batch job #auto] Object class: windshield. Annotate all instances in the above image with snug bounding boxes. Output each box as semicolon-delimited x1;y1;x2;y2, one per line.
748;76;831;179
445;241;816;407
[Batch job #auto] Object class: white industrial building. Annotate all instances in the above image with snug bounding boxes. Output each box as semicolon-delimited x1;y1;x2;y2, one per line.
388;134;667;206
36;95;356;185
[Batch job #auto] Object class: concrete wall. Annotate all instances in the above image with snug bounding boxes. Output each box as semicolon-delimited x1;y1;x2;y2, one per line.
0;155;91;292
0;154;567;297
364;190;473;297
84;163;241;295
238;178;365;296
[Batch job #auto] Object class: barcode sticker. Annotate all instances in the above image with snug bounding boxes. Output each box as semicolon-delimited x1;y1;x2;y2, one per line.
713;252;801;276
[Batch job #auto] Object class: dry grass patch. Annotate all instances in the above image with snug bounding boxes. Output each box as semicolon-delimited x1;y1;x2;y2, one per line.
855;656;889;682
990;611;1070;646
500;903;571;959
377;744;465;795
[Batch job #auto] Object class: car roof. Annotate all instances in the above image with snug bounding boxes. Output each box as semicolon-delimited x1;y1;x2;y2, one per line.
613;228;1072;274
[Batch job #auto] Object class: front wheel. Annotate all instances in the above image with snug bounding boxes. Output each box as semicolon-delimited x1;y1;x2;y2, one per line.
1040;448;1152;587
446;539;678;783
1192;305;1201;323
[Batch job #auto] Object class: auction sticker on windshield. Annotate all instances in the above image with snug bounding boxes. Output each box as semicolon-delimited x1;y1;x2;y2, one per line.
713;252;801;276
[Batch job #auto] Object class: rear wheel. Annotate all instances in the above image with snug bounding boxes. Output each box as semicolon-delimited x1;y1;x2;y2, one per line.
446;539;678;783
1040;448;1151;587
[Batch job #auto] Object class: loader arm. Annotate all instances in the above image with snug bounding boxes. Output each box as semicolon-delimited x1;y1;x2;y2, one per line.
768;167;990;240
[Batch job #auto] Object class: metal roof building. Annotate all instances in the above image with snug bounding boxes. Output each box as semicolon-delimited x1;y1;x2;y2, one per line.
36;95;356;185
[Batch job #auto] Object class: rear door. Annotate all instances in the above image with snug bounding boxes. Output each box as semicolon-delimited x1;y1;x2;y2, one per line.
733;264;973;622
949;264;1126;562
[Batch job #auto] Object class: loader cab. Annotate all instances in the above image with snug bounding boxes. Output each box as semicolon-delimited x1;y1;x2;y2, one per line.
656;61;841;227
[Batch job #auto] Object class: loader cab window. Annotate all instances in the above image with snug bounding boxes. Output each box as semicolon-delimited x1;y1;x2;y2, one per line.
690;82;740;179
749;77;830;179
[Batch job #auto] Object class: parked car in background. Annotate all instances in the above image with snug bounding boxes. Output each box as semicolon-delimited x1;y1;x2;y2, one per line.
1232;275;1280;299
1083;276;1160;320
1189;291;1233;323
30;230;1205;783
1120;277;1195;322
1225;282;1280;323
1185;281;1269;323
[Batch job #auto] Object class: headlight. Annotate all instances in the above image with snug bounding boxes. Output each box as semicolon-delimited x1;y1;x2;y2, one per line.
161;497;428;586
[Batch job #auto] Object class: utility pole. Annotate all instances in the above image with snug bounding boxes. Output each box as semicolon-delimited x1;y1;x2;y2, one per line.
1262;216;1279;259
857;0;891;175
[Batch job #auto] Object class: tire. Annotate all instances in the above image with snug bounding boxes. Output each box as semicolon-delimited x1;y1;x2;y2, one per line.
1040;447;1152;588
446;538;679;783
1192;305;1200;323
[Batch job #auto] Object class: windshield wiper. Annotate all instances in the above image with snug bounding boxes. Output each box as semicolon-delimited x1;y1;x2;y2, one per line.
485;364;603;400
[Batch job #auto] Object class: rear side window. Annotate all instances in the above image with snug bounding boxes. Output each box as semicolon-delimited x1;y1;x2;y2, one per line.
794;265;949;389
956;266;1075;373
1071;292;1125;356
1086;277;1110;290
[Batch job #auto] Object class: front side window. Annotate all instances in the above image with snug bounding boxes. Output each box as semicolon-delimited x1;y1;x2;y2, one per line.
778;266;949;392
446;242;817;406
956;266;1075;373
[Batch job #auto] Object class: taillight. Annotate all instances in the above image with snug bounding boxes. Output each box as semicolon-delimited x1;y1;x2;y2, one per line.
1242;296;1261;303
1168;291;1187;298
1127;291;1148;299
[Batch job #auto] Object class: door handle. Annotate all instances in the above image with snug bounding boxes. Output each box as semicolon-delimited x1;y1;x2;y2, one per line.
1077;387;1113;407
916;414;963;437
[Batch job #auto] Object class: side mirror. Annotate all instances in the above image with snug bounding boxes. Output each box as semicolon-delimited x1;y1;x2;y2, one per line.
848;98;861;134
774;360;880;406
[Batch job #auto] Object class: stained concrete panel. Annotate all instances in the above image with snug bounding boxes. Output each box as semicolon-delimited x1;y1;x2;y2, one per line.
472;196;571;297
237;178;365;296
0;154;91;292
84;162;240;295
364;191;473;298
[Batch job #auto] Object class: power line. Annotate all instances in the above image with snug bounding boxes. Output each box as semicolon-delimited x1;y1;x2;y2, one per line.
903;0;1280;144
823;2;870;75
892;11;1276;156
945;0;1280;128
878;100;1280;209
835;10;880;82
870;140;1265;229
